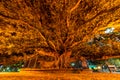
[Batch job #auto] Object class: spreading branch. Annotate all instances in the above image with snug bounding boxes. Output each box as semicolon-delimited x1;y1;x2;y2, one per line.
70;0;81;13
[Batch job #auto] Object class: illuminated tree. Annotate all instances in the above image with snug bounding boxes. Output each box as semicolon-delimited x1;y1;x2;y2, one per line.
0;0;120;68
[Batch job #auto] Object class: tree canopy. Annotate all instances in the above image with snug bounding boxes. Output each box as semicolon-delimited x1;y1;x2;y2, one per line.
0;0;120;61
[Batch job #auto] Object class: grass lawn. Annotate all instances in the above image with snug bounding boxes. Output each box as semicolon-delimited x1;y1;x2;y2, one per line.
0;70;120;80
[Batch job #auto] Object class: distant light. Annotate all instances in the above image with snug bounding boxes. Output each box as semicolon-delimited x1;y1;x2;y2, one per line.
97;66;101;69
22;65;24;67
105;27;114;33
71;62;75;67
18;69;20;72
6;67;10;70
111;27;115;30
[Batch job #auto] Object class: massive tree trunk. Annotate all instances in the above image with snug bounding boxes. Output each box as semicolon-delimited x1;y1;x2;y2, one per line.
54;51;72;69
36;50;72;69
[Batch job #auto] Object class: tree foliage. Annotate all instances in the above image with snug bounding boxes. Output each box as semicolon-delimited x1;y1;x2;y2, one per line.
0;0;120;66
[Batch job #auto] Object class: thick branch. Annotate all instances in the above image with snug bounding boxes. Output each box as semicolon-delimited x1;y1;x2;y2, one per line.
70;41;82;48
66;16;70;27
72;5;120;43
67;0;81;27
85;5;120;24
70;0;81;13
48;40;57;52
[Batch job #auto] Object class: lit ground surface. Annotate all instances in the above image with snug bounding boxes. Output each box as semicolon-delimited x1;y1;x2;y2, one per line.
0;70;120;80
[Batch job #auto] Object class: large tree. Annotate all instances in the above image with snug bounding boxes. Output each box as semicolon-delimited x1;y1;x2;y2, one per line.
0;0;120;68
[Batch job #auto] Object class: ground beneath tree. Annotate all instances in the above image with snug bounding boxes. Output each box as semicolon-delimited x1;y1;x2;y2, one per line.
0;69;120;80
